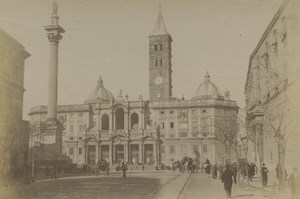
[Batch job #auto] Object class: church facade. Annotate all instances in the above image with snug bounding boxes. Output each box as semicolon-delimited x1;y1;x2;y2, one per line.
29;9;238;166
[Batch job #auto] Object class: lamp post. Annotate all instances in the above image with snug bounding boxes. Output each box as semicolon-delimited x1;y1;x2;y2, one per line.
274;133;283;190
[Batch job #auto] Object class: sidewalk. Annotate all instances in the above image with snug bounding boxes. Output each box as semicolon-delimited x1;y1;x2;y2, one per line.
240;175;292;199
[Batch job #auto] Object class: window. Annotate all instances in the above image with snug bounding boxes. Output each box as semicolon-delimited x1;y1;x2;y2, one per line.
160;122;165;129
79;124;86;132
170;145;175;153
130;113;139;129
115;108;124;129
160;145;165;153
154;45;158;51
69;136;74;140
69;147;74;155
203;144;207;153
160;59;162;66
70;125;74;132
79;147;82;155
170;122;174;128
155;60;158;66
270;152;273;161
160;111;165;115
202;109;206;113
170;110;174;114
193;145;198;152
79;113;83;118
79;137;82;140
160;44;163;50
101;114;109;130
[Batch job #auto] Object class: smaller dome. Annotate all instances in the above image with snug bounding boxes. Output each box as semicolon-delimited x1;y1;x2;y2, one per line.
85;76;114;103
193;72;223;100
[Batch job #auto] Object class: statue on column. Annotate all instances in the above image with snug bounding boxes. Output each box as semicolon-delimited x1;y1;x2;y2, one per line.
53;0;58;14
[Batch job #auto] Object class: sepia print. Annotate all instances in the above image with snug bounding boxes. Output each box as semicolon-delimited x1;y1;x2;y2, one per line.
0;0;299;198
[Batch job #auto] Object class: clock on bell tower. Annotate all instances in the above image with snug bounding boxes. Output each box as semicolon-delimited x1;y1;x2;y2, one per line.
149;7;173;102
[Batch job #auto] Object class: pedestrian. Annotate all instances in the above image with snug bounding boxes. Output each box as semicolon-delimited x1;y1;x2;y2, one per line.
262;163;268;188
288;167;300;199
121;162;128;178
222;164;236;199
213;164;218;179
51;164;57;180
219;164;223;179
232;162;237;183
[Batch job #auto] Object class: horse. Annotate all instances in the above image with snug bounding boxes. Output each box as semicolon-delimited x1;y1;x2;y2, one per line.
95;161;109;176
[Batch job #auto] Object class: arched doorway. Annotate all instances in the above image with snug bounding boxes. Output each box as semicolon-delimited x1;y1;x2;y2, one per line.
131;113;139;129
101;114;109;130
115;108;124;129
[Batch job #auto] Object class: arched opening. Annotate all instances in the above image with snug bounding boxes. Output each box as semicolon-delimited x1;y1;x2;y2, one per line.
131;113;139;130
115;108;124;129
101;114;109;130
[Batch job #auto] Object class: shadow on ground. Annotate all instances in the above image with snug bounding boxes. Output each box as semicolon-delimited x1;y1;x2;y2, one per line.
232;194;254;198
1;175;163;199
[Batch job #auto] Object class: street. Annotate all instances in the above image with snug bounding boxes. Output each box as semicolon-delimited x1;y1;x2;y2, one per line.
1;172;179;199
0;171;272;199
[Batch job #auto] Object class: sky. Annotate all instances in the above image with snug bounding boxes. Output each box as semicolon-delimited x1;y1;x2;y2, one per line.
0;0;283;119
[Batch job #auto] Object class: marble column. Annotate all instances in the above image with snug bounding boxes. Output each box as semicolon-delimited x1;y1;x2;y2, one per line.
138;142;142;164
44;3;65;120
95;144;98;164
109;143;112;164
124;143;128;163
153;143;157;162
124;111;128;130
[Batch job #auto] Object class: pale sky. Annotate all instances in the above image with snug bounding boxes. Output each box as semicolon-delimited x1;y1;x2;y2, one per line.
0;0;283;119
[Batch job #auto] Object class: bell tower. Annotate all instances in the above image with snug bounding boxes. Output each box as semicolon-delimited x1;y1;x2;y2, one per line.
149;7;172;102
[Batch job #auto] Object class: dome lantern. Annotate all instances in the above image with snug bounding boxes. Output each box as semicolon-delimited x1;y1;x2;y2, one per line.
85;76;114;103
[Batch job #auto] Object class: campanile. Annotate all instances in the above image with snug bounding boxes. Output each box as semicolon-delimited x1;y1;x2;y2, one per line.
149;7;173;102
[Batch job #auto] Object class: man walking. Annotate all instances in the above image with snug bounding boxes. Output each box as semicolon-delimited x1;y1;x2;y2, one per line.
262;163;268;188
222;164;236;199
121;162;128;178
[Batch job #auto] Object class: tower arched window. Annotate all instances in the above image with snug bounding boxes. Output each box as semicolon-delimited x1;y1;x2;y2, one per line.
154;45;158;51
101;114;109;130
115;108;124;129
160;59;162;66
160;44;163;50
130;113;139;130
155;60;158;66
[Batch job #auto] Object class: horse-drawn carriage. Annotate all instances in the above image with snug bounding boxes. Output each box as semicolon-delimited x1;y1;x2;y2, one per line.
95;160;109;176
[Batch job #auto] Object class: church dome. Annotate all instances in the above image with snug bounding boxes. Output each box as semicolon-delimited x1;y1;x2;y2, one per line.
193;72;223;100
85;76;114;103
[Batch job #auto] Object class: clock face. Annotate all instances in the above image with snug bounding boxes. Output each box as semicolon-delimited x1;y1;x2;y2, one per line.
155;76;163;85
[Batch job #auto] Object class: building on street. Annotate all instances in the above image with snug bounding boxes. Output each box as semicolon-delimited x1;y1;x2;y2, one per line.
0;28;30;178
245;0;300;173
29;7;239;167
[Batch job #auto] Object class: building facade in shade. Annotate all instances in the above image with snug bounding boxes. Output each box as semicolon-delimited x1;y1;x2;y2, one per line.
0;28;30;174
245;0;300;172
29;9;238;166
